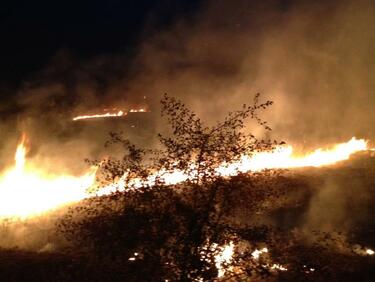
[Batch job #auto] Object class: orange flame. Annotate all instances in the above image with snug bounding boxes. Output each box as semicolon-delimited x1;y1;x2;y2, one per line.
100;137;369;194
73;110;125;121
14;134;27;174
0;136;97;219
217;137;368;175
0;136;370;219
72;108;148;121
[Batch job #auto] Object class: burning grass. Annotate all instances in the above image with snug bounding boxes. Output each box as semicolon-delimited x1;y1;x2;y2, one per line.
0;131;369;220
0;94;374;280
0;159;374;281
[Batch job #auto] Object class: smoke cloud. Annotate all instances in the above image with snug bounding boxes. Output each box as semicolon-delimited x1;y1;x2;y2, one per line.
0;0;374;249
126;0;375;147
2;0;374;155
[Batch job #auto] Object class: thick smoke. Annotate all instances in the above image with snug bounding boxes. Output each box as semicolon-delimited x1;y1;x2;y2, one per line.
126;0;375;147
0;0;374;249
2;0;374;159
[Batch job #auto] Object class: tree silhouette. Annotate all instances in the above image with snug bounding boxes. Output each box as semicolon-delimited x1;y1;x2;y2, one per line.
59;93;288;281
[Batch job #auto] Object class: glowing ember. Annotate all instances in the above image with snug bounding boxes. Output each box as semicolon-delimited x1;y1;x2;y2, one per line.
129;108;147;113
215;241;234;277
251;247;288;272
366;249;374;255
251;247;268;259
270;264;288;271
73;110;125;121
303;265;315;273
0;136;97;219
214;244;288;278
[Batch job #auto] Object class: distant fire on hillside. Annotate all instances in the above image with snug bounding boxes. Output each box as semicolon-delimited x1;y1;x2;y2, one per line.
72;108;148;121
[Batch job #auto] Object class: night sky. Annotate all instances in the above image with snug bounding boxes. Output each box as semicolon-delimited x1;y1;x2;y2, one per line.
0;0;202;86
0;0;374;146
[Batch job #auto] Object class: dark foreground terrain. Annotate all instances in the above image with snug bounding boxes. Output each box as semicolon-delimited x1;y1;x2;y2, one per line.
0;152;375;281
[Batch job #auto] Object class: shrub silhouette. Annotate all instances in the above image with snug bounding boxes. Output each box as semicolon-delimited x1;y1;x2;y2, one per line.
59;94;289;281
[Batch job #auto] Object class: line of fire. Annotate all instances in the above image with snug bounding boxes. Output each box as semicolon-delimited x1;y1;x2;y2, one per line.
0;100;374;280
0;1;374;281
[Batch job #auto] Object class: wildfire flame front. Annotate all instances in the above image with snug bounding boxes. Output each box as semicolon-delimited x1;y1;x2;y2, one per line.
0;135;371;219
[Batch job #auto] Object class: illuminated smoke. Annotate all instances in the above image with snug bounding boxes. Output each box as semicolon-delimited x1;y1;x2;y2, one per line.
0;134;370;219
